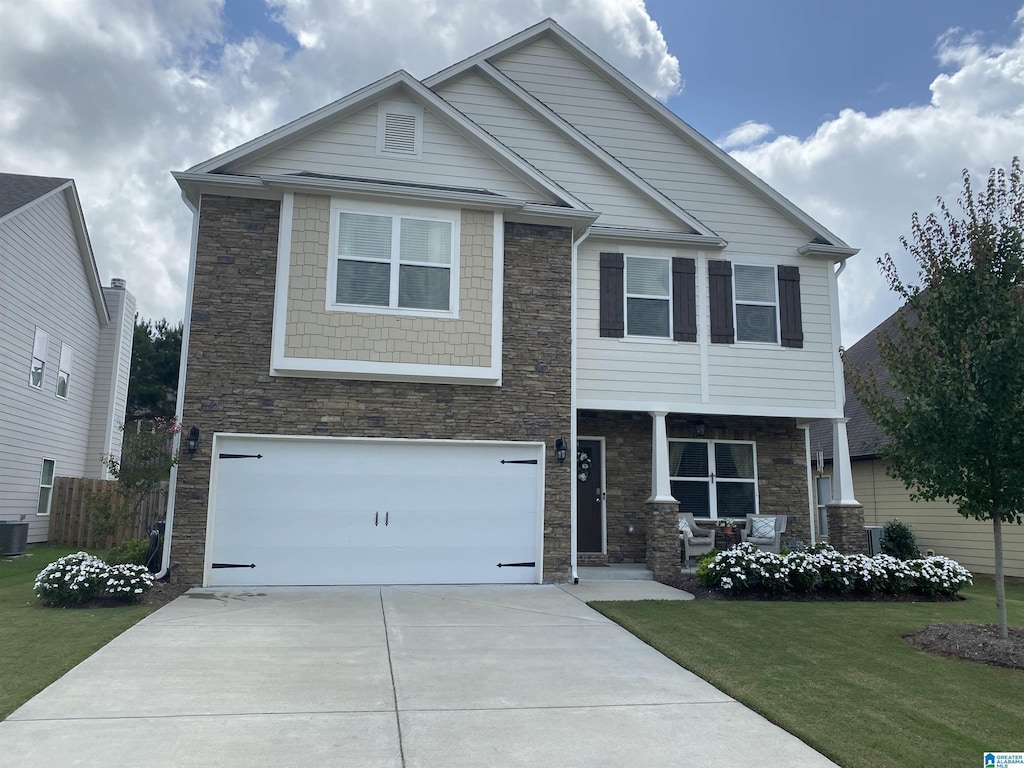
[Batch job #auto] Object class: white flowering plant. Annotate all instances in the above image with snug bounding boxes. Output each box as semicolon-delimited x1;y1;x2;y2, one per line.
697;543;972;599
35;551;155;607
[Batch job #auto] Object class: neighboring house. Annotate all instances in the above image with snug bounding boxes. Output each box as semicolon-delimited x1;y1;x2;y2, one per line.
811;306;1024;579
168;19;861;587
0;173;135;543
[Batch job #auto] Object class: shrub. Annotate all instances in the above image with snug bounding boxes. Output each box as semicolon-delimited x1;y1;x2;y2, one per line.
34;552;108;607
105;538;149;566
102;564;154;601
881;519;920;560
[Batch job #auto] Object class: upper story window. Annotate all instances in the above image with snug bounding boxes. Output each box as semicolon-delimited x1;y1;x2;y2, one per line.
733;265;778;343
56;343;73;399
625;256;671;338
29;327;48;389
328;203;459;317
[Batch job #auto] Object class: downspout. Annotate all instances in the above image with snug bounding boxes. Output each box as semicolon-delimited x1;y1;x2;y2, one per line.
570;224;591;584
801;424;816;547
155;192;200;580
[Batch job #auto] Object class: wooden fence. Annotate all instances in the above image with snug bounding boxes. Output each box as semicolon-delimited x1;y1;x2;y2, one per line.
48;477;169;549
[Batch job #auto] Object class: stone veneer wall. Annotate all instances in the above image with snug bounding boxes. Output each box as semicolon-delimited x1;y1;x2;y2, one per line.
172;195;572;583
577;411;811;563
284;195;493;366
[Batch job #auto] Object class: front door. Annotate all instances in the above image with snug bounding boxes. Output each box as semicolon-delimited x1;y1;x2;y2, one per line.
576;439;604;553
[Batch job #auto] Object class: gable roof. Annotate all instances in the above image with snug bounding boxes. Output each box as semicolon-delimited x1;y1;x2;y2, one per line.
425;19;856;252
0;173;108;324
0;173;70;219
183;70;588;212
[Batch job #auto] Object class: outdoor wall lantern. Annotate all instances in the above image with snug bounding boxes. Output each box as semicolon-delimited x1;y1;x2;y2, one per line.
695;421;706;438
186;426;200;455
555;437;567;464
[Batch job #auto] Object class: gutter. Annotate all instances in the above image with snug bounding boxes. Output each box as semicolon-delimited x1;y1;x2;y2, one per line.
156;191;201;580
569;224;591;584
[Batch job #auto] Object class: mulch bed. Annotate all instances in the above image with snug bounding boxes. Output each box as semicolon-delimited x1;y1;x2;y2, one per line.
139;578;194;607
656;573;961;602
656;574;1023;670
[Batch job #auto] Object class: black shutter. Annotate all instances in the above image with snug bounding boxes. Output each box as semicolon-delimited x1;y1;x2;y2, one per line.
778;265;803;348
599;252;624;338
708;259;734;344
672;257;697;342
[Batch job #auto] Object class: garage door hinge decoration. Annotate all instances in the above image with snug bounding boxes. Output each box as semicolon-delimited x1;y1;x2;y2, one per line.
496;561;536;568
212;563;256;569
500;459;538;465
219;453;264;459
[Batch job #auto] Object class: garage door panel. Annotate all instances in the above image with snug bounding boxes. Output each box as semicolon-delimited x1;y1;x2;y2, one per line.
206;436;543;586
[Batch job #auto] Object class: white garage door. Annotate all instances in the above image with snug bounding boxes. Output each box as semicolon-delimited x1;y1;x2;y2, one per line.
204;435;544;586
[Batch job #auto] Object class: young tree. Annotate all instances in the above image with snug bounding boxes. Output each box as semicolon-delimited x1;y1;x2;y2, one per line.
849;158;1023;637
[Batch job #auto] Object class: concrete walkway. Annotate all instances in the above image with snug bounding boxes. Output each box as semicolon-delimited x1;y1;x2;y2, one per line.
2;584;836;767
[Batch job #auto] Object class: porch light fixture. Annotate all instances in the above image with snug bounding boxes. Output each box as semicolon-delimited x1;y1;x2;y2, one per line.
186;426;200;455
555;437;567;464
696;421;706;438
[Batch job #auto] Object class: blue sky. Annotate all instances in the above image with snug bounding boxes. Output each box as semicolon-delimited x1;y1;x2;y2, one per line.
2;0;1021;342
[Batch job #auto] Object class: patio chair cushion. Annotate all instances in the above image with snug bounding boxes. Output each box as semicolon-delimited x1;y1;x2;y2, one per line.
678;518;693;537
751;517;776;539
747;536;775;546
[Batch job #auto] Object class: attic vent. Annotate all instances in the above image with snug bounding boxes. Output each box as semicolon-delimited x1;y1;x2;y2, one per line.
377;101;423;157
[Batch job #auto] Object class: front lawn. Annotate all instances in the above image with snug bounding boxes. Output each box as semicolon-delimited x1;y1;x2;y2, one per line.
0;545;155;719
593;576;1024;768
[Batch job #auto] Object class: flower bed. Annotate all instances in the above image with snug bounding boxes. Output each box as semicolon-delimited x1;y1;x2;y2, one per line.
34;551;154;607
697;543;972;598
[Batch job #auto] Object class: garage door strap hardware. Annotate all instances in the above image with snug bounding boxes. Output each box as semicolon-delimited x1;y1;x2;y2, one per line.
496;561;536;568
500;459;538;464
218;453;264;460
212;563;257;569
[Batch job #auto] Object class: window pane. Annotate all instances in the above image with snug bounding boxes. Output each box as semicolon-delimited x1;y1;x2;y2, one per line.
714;443;755;479
337;212;392;260
336;259;390;305
59;344;73;371
626;298;669;337
671;480;710;516
33;328;48;359
670;441;708;477
626;257;669;296
30;359;44;388
716;482;755;517
41;460;55;485
399;264;450;310
736;304;778;343
56;372;69;398
37;487;52;516
400;219;451;264
735;265;775;302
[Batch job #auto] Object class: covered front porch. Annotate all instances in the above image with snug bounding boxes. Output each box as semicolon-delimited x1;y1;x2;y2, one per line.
574;409;861;578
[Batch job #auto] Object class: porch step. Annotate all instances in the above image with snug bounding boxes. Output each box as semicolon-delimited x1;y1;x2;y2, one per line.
576;564;654;581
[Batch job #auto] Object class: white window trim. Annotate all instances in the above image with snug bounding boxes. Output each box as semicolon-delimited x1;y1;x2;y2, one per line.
56;342;73;400
37;458;55;516
624;254;672;339
668;438;760;519
326;199;460;320
732;263;780;345
376;100;424;158
29;327;48;389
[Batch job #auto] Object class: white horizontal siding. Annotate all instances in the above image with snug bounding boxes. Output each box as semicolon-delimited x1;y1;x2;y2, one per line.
87;287;135;478
436;72;680;230
0;191;105;543
576;240;838;414
230;101;554;203
836;462;1024;579
493;37;818;248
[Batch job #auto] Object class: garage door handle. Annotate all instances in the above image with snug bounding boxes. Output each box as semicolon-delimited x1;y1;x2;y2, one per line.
375;512;379;527
385;511;389;526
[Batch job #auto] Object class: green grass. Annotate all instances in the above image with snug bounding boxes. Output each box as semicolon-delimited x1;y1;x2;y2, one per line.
0;544;155;720
593;577;1024;768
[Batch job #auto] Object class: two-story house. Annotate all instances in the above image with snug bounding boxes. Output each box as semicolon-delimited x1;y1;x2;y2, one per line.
166;20;862;587
0;173;135;545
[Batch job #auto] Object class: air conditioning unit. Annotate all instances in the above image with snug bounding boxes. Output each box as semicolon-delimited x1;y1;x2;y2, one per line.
865;525;884;557
0;521;30;557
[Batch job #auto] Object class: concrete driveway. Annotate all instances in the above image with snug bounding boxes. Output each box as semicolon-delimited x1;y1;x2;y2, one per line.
2;585;836;767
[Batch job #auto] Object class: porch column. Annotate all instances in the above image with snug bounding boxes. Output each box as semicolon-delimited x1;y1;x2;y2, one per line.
647;411;674;502
826;417;866;553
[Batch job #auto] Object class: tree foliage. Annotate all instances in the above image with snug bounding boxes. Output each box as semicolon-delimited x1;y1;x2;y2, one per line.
127;317;181;420
848;157;1023;635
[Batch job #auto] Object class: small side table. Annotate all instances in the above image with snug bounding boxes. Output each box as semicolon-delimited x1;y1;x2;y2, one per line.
716;527;741;550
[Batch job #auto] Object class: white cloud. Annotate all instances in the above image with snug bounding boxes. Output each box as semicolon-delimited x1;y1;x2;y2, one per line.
0;0;680;322
718;120;774;149
731;16;1024;344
